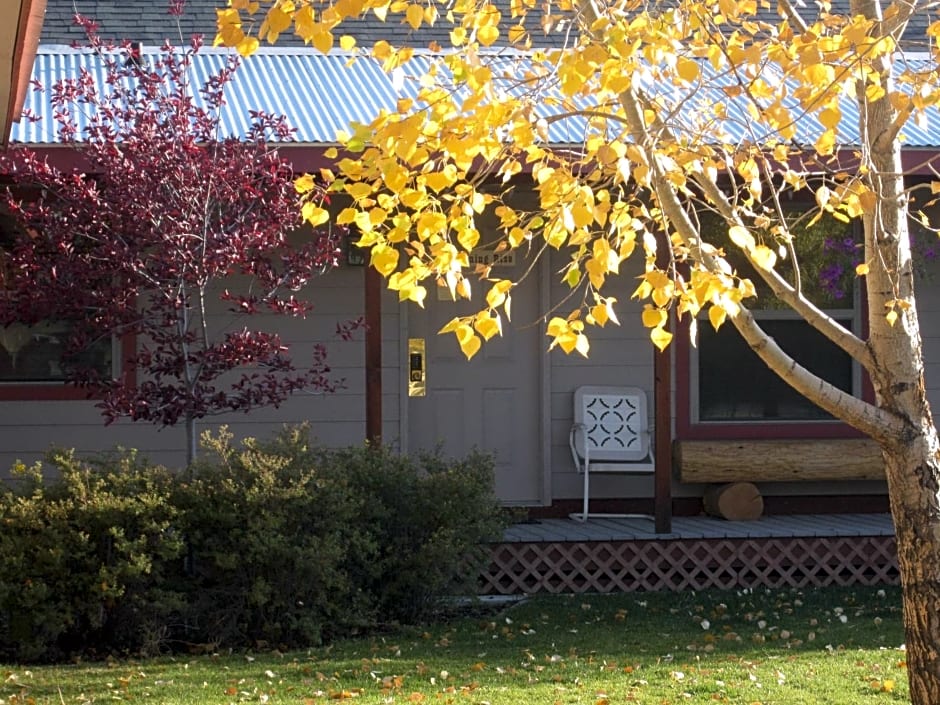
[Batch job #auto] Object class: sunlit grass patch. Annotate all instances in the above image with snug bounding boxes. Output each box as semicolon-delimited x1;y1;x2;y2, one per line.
1;585;907;704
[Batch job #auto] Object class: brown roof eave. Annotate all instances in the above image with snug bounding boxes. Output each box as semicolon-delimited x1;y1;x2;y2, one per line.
4;0;46;146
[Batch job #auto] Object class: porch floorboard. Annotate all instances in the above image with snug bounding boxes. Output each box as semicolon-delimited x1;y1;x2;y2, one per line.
501;513;895;542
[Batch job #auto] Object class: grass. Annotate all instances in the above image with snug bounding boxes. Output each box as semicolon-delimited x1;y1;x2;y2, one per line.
2;585;909;705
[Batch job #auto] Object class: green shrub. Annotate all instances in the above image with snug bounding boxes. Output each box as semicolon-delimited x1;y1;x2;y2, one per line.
0;426;507;661
0;451;184;662
176;427;373;649
319;444;507;624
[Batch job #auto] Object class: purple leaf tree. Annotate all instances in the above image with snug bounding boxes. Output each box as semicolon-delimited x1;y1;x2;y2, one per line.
0;19;346;465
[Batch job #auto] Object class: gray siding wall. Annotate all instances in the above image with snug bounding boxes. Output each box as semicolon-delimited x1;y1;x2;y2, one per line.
5;219;940;504
546;251;657;500
0;262;399;475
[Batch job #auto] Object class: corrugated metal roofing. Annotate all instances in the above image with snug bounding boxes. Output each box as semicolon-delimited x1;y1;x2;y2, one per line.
11;46;940;149
15;47;407;145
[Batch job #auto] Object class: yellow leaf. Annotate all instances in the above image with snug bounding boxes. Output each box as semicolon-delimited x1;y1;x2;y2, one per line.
642;306;667;328
486;281;511;309
450;26;467;45
417;211;448;239
805;63;835;87
650;326;673;352
336;207;357;224
474;314;501;341
751;245;777;270
405;4;424;29
339;34;357;50
371;245;400;276
855;263;870;276
590;303;609;326
728;225;755;251
815;129;836;156
215;9;245;47
301;203;330;226
478;24;500;46
866;83;886;102
708;305;726;330
236;36;260;57
406;284;427;307
311;25;334;53
424;171;450;193
438;317;462;334
575;333;590;357
586;257;607;290
819;106;841;129
265;6;293;37
886;309;898;326
295;174;316;194
546;316;569;338
676;57;699;83
508;24;527;44
456;326;482;359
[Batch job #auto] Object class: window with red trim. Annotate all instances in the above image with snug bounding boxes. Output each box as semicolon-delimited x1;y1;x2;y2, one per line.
677;209;866;439
0;208;122;401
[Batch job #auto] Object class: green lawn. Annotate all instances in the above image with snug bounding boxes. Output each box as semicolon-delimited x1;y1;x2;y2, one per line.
2;585;909;704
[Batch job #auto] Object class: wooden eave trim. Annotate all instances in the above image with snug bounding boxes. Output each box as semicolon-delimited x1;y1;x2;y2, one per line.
4;0;45;145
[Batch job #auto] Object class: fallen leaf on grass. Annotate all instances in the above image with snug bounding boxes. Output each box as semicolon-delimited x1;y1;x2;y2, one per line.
329;688;363;699
870;679;895;692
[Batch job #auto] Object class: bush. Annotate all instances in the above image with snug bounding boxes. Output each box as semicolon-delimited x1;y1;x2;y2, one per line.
176;427;373;649
321;444;506;624
0;451;184;662
0;427;507;661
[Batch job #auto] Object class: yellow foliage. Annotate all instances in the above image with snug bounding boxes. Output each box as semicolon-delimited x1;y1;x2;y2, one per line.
456;324;482;359
642;306;667;329
405;4;424;29
301;203;330;227
474;311;502;340
708;304;727;331
237;36;260;57
371;245;400;276
650;326;672;352
750;245;777;270
728;225;755;251
212;0;924;364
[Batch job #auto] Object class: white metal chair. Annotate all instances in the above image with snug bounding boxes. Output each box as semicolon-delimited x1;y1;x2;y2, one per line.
568;386;655;522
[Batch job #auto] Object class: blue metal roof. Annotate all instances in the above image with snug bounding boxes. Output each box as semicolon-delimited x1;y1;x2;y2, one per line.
11;46;940;150
14;47;408;145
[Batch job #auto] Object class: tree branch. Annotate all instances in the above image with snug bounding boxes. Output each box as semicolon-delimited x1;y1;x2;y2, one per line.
776;0;809;33
690;171;876;370
584;7;906;441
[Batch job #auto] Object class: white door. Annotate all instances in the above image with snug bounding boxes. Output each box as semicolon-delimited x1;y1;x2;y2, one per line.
407;260;542;504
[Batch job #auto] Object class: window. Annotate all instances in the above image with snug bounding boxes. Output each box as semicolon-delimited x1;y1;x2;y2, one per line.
680;209;864;435
0;207;120;399
0;321;114;383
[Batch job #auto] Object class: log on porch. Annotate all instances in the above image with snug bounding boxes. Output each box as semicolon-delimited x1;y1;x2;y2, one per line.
674;438;885;484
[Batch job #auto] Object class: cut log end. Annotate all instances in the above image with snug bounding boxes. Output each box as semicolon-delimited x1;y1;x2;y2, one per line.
703;482;764;521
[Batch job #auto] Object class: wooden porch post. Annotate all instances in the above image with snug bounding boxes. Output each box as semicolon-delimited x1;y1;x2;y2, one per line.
654;332;672;533
365;265;382;446
654;234;673;533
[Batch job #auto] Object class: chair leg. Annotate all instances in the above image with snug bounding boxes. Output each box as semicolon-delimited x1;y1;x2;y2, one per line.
581;464;590;521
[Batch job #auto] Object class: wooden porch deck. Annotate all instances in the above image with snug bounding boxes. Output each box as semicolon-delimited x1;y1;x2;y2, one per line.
480;513;899;595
